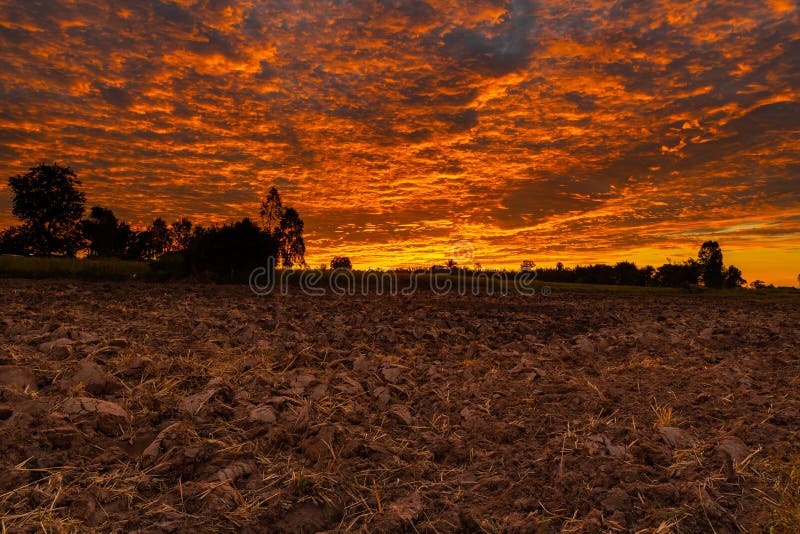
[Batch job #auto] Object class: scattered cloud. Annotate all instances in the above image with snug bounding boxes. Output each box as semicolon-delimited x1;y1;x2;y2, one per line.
0;0;798;283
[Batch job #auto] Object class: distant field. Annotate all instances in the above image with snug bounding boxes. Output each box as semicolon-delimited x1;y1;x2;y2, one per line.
0;255;149;280
0;279;798;531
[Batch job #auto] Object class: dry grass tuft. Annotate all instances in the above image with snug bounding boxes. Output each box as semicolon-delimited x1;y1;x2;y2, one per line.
748;453;800;530
651;403;675;428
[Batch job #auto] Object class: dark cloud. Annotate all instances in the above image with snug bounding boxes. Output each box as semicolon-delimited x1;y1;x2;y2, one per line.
437;108;479;132
256;60;277;80
151;0;195;27
439;0;539;76
500;172;609;222
381;0;437;21
399;75;479;106
94;83;133;109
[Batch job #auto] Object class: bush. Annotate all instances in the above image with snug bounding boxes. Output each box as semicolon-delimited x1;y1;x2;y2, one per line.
330;256;352;270
149;251;189;281
186;218;278;282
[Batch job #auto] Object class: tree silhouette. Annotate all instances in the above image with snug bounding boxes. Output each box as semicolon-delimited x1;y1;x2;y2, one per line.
260;187;283;235
124;230;155;261
0;226;31;255
722;265;746;288
697;240;724;288
7;163;86;255
613;261;641;285
80;206;132;257
148;218;172;257
654;260;698;287
121;218;173;261
0;166;304;279
330;256;352;269
171;218;193;251
187;218;278;281
277;207;305;267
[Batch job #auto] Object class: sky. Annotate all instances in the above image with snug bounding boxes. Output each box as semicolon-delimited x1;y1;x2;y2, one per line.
0;0;798;285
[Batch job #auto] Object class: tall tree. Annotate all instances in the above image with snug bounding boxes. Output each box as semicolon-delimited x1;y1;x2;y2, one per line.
80;206;131;257
7;162;86;255
277;207;305;267
697;240;724;288
259;187;283;235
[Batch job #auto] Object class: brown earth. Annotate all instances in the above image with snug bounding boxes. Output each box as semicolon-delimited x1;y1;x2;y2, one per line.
0;279;798;532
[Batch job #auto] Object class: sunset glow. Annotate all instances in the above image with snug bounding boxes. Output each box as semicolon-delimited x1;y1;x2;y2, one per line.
1;1;798;284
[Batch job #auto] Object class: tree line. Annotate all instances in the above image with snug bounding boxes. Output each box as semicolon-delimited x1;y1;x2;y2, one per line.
0;163;305;280
528;241;746;288
429;242;747;289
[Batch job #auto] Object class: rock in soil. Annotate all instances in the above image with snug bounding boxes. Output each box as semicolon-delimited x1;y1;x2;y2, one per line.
0;365;36;390
64;360;123;394
658;426;698;449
